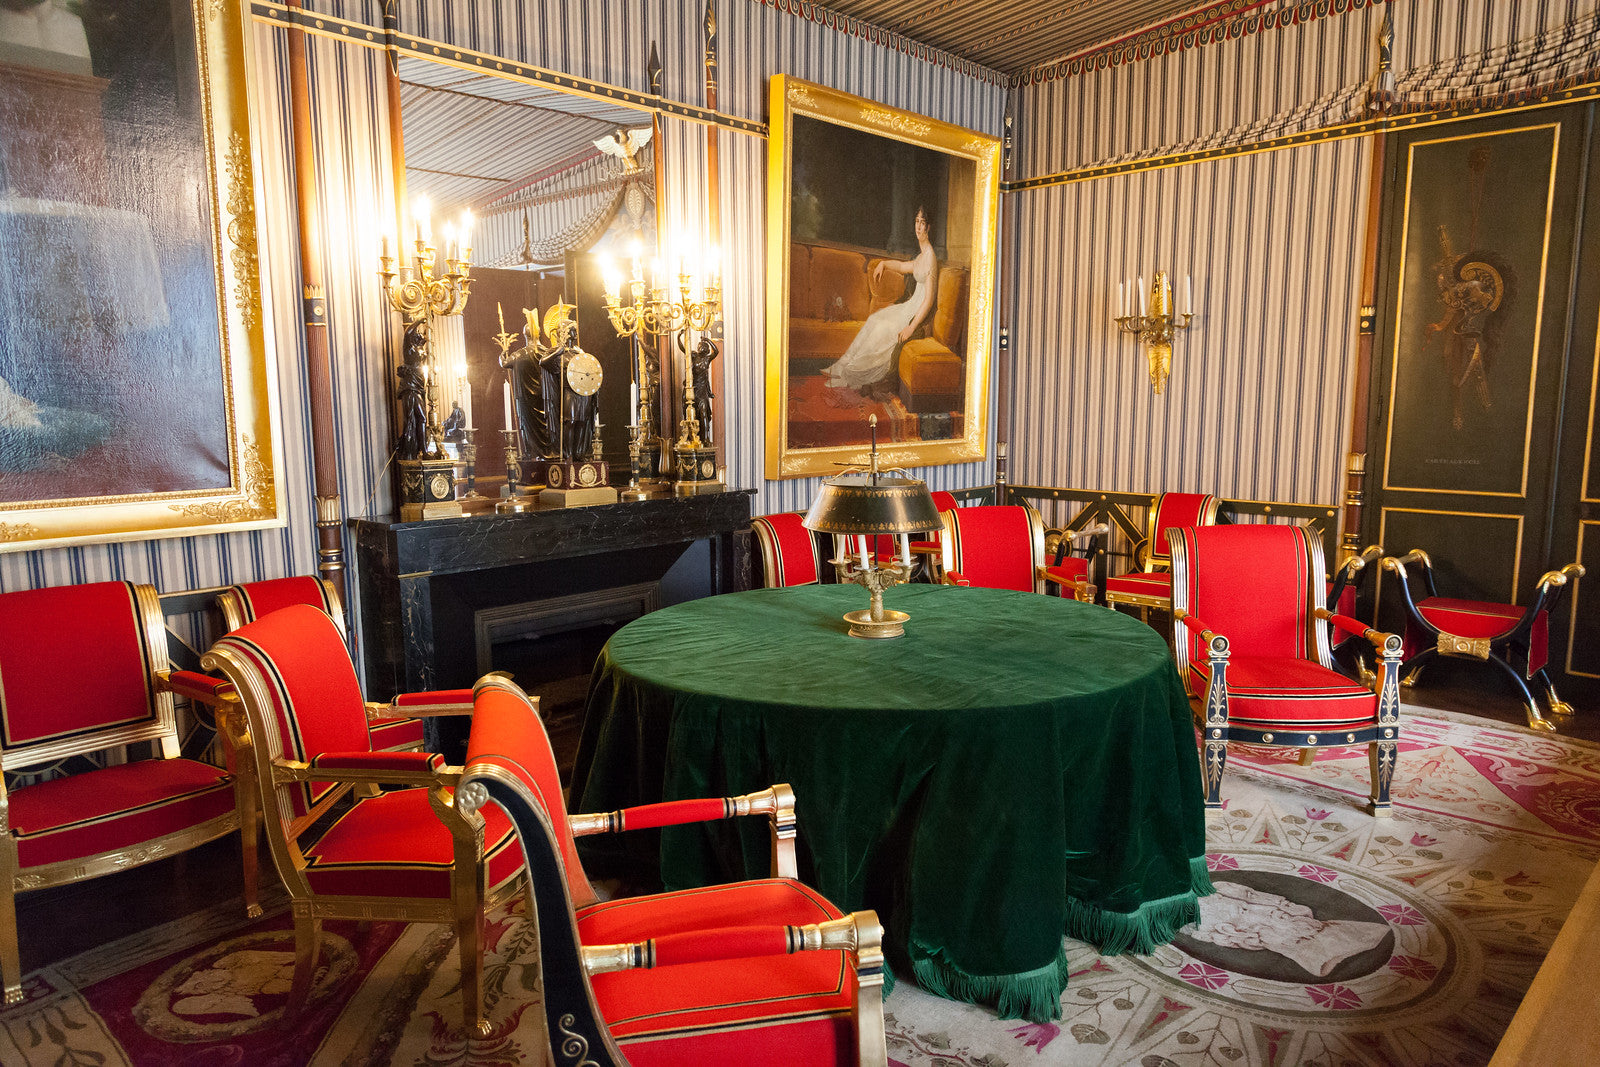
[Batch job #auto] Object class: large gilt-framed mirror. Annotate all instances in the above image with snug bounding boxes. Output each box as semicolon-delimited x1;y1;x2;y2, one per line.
394;52;661;491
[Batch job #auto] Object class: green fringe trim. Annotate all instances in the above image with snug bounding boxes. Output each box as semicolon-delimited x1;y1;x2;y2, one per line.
1064;879;1209;958
1191;853;1216;897
910;942;1070;1023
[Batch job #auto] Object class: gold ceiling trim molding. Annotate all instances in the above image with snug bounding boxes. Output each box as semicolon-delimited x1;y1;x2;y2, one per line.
249;1;768;137
1003;79;1600;192
759;0;1008;87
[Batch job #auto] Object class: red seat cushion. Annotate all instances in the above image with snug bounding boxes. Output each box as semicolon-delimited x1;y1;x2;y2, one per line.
1105;571;1172;602
1191;656;1377;730
578;880;854;1065
1410;596;1548;674
302;787;521;898
9;758;233;869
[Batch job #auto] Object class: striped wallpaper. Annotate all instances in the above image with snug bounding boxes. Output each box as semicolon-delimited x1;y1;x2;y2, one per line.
3;0;1590;607
1005;0;1600;538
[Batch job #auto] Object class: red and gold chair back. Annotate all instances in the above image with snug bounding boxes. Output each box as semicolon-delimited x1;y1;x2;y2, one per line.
1168;524;1405;812
751;512;823;588
203;604;524;1033
939;504;1046;593
217;575;345;638
461;677;887;1066
0;581;238;1005
1145;492;1221;571
217;576;423;754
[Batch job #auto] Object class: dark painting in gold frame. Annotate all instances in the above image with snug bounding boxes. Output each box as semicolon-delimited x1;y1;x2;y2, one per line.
0;0;281;551
764;77;998;479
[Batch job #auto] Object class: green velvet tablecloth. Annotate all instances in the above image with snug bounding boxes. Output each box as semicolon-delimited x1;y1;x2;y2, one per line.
570;584;1211;1022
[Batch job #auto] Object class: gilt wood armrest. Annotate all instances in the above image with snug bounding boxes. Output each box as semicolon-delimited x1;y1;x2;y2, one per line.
275;753;459;788
1172;609;1226;645
1313;607;1397;650
582;911;883;975
158;669;238;705
570;784;799;879
569;784;795;836
369;688;475;720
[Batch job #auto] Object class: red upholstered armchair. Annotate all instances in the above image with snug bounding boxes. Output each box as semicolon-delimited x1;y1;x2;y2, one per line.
201;604;519;1034
0;581;239;1004
752;513;824;588
1168;525;1405;813
1104;492;1221;615
939;504;1098;601
216;576;425;754
1380;549;1584;731
458;675;887;1066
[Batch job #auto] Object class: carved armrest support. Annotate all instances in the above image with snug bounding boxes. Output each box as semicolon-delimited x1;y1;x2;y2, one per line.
581;911;883;976
1536;562;1586;593
1340;543;1383;576
1380;548;1431;573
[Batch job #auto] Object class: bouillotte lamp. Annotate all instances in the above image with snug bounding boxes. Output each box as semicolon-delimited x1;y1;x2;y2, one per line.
803;416;942;639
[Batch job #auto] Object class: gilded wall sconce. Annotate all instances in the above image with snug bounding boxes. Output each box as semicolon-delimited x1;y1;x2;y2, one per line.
1113;270;1194;395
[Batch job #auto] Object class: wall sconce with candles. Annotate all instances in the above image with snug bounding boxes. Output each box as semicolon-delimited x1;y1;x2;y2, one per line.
599;240;724;496
378;197;475;520
1113;270;1194;395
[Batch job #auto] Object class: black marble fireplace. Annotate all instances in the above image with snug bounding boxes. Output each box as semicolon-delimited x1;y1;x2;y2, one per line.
350;491;755;714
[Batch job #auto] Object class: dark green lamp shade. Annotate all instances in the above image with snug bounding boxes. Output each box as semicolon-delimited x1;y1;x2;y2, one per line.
803;474;943;535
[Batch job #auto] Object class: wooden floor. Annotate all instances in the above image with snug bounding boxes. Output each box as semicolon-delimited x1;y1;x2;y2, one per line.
14;667;1599;979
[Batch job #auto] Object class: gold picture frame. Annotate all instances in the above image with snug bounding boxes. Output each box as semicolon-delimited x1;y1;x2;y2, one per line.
0;0;282;552
764;77;998;479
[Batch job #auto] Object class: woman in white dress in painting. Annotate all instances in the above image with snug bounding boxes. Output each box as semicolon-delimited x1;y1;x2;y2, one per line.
824;206;937;394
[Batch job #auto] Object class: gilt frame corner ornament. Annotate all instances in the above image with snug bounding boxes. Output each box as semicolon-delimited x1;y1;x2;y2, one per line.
764;76;999;480
0;0;283;553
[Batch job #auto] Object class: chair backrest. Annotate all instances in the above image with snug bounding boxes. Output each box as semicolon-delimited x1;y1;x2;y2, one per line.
1147;492;1221;569
217;576;346;638
1168;524;1332;677
940;504;1045;592
203;604;373;822
462;680;625;1064
464;676;597;908
751;512;822;588
0;581;176;769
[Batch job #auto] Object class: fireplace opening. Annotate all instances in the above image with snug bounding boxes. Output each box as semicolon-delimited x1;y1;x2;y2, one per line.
474;582;659;782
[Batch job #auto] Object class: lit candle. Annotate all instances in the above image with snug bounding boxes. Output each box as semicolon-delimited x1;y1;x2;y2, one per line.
1183;274;1193;316
1138;275;1147;317
502;380;513;429
381;234;391;263
899;534;911;570
415;197;430;246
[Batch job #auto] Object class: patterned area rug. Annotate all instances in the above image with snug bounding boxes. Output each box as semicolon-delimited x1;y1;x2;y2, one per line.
1;709;1595;1066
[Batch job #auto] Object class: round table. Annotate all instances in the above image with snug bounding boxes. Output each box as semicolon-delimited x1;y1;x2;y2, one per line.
570;583;1211;1022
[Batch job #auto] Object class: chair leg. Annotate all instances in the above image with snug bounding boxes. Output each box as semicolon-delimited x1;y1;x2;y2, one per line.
1201;739;1227;808
288;911;322;1013
457;902;488;1037
1485;653;1554;732
0;838;21;1005
1400;648;1437;688
1535;669;1574;720
1368;739;1396;817
240;808;261;920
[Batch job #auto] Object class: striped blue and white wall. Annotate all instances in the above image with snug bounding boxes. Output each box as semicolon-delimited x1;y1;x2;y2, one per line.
3;0;1592;608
